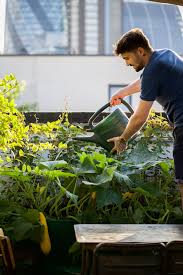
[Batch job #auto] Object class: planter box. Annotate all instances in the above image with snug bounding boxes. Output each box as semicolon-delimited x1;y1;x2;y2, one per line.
24;112;167;124
37;219;79;275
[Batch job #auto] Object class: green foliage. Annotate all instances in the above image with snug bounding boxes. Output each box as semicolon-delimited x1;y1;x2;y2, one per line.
0;74;182;245
0;74;28;151
0;200;42;242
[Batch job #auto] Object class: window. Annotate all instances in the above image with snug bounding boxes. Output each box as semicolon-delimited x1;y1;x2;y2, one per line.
4;0;69;55
122;0;183;54
2;0;183;55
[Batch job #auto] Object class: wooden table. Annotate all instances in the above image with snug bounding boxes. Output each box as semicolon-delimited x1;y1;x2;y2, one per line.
74;224;183;275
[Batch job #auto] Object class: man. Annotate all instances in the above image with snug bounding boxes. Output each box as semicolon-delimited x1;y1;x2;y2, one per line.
107;28;183;209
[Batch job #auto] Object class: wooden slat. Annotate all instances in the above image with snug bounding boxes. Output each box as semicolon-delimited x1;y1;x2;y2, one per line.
0;228;4;236
74;224;183;244
0;236;16;271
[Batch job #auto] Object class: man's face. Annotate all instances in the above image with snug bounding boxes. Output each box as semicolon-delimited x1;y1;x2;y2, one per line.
121;48;145;72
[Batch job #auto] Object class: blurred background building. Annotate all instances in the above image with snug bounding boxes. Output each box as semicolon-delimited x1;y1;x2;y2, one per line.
0;0;183;111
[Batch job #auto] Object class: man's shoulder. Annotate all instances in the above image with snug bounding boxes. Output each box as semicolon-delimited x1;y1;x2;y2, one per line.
143;49;177;77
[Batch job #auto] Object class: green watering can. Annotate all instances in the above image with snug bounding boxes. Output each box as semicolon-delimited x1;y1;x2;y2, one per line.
74;99;134;151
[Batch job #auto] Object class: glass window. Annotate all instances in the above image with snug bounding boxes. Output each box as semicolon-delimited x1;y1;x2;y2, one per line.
4;0;69;55
1;0;183;55
122;0;183;55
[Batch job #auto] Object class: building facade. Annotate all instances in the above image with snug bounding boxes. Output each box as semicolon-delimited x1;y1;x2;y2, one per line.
0;0;183;112
3;0;183;55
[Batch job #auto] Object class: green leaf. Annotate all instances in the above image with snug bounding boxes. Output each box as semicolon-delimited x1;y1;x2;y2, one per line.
172;207;183;217
22;164;26;172
23;209;39;224
77;155;97;174
39;170;76;179
27;165;32;172
82;167;115;186
136;183;160;197
57;183;78;204
19;149;24;157
125;140;161;165
38;160;68;170
133;186;153;198
69;241;80;254
11;219;33;241
81;208;99;223
133;208;144;223
157;160;173;175
0;169;31;180
93;152;107;163
113;171;132;188
96;189;121;208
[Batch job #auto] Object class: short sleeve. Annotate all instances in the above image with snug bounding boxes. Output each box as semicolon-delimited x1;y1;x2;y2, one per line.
140;75;159;101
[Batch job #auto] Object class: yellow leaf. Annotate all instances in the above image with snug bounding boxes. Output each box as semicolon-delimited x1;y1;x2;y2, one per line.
58;142;67;149
91;192;96;200
6;156;11;162
19;149;24;157
123;192;133;199
27;165;32;172
22;164;26;172
0;157;4;163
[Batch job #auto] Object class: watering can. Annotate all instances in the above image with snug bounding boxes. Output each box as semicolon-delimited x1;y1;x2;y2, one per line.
74;99;134;151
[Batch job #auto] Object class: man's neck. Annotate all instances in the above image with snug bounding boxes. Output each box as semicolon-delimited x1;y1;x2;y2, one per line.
144;49;154;66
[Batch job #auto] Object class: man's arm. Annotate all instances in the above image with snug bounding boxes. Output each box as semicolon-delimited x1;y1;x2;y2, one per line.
121;99;153;141
110;78;141;106
108;99;153;153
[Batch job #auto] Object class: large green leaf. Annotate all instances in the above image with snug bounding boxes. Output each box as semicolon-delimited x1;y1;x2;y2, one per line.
11;218;33;241
135;183;160;197
82;167;115;186
125;140;162;165
132;186;155;198
0;169;31;180
93;152;107;163
56;181;78;204
113;171;132;188
39;170;76;178
76;155;97;174
157;160;174;177
22;209;40;224
38;160;68;170
62;187;78;204
96;189;121;208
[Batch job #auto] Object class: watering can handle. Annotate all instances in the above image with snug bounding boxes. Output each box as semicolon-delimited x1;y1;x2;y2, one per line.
88;99;134;130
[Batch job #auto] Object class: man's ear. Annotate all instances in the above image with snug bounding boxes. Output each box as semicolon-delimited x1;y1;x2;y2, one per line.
137;47;146;56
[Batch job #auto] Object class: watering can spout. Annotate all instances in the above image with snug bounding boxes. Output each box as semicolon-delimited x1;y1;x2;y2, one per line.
73;134;98;144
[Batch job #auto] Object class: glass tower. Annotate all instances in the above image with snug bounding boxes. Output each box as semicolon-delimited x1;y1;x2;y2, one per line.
4;0;69;54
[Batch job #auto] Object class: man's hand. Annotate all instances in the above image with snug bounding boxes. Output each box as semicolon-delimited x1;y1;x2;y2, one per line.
110;79;141;106
107;136;127;154
110;89;127;106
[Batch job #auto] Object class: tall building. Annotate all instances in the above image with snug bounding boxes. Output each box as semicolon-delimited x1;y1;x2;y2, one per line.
3;0;183;55
4;0;69;54
105;0;183;54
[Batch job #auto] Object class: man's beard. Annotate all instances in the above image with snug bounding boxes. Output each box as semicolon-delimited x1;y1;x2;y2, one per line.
135;64;144;72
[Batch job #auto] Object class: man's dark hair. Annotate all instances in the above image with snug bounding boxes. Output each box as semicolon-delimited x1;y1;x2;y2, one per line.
113;28;152;55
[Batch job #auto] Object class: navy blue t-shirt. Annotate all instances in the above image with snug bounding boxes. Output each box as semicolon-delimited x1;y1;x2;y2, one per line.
140;49;183;127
